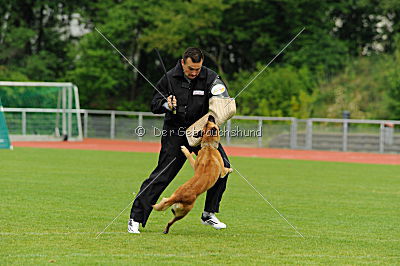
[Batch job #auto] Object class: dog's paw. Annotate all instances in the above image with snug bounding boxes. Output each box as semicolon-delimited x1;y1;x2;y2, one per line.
220;167;233;178
180;146;190;154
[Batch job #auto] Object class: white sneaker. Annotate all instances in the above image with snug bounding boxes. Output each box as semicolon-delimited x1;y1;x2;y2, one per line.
201;213;227;229
128;219;140;234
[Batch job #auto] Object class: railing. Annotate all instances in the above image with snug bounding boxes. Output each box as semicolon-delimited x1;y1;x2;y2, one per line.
3;108;400;153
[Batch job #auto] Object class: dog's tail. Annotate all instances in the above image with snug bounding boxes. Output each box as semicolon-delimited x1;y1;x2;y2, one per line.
152;197;175;211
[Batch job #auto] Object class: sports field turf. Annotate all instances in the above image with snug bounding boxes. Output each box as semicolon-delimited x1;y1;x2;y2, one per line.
1;147;399;264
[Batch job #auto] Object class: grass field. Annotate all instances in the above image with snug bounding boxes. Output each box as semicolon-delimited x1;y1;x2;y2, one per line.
1;147;399;264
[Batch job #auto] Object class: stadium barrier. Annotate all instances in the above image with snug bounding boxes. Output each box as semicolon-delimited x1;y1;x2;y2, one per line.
3;108;400;153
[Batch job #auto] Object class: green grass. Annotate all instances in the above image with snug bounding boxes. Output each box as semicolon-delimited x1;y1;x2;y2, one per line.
1;147;399;264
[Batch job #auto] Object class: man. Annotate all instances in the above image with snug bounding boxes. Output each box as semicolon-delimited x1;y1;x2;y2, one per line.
128;47;231;234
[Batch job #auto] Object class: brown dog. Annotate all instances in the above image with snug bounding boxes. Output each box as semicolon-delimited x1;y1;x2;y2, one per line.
152;115;232;234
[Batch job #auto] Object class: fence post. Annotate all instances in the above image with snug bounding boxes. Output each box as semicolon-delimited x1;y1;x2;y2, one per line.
226;119;231;146
67;86;73;138
305;119;313;150
258;119;262;147
62;87;67;137
342;121;348;152
110;111;115;139
290;118;297;149
379;123;384;153
73;85;83;140
22;110;26;135
138;113;143;141
84;110;88;138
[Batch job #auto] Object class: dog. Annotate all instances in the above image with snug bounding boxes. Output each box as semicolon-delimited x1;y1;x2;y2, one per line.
152;115;233;234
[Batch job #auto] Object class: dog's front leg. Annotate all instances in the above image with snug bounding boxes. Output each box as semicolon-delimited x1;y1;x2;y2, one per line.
220;167;233;178
181;146;196;170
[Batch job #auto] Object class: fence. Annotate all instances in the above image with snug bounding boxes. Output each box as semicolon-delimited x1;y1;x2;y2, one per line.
3;108;400;153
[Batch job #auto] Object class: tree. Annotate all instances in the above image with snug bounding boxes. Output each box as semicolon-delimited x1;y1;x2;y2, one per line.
67;0;162;109
139;0;228;76
385;35;400;119
230;65;317;118
0;0;92;80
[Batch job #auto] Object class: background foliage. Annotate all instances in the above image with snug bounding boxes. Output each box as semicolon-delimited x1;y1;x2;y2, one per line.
1;0;400;119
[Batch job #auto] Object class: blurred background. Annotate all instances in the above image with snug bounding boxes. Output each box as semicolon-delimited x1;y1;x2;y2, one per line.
1;0;400;119
1;0;400;153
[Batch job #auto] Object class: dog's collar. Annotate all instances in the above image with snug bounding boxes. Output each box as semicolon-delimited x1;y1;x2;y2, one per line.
200;141;219;149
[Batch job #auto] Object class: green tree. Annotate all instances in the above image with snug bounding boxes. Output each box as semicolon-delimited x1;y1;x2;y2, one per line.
0;0;92;80
3;0;400;118
67;0;162;109
385;35;400;119
139;0;228;76
230;65;317;118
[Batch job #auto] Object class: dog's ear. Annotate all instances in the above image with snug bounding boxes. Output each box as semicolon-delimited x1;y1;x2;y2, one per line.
208;115;215;123
193;130;203;138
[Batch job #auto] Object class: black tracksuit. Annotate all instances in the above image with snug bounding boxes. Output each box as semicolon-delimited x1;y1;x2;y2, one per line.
130;60;230;227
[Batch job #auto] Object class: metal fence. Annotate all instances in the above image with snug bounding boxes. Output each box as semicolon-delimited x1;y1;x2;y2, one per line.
3;108;400;153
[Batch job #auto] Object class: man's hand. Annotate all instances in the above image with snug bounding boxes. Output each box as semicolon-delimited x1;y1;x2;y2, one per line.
167;95;177;110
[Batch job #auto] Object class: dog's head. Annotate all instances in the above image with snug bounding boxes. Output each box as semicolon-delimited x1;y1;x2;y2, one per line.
193;115;220;146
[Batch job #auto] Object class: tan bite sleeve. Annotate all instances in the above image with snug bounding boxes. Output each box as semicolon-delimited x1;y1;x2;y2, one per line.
186;97;236;147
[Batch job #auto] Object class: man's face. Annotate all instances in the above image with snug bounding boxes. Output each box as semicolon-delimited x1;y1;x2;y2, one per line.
181;58;203;80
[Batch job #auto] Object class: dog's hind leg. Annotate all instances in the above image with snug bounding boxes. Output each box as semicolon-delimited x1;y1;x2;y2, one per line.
163;203;194;234
153;197;173;211
163;215;185;234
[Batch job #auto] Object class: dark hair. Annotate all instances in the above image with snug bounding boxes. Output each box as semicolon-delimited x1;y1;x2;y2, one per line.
183;47;204;63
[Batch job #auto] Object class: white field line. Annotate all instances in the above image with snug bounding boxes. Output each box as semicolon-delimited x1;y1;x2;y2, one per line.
3;232;398;243
0;232;125;236
3;253;399;260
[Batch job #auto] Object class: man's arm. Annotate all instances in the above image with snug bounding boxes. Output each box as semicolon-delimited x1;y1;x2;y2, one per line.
151;76;169;114
208;74;230;98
